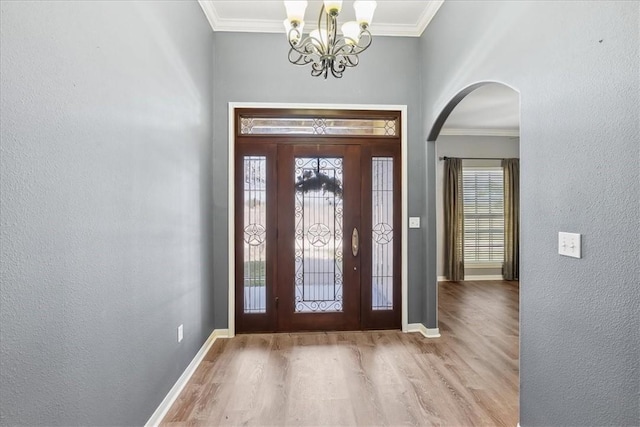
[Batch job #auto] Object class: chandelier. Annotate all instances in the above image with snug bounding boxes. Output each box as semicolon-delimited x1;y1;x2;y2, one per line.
284;1;377;79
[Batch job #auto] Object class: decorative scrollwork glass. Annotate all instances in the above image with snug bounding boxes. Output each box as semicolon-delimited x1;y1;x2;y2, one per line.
372;157;394;310
243;156;267;314
239;117;397;137
294;157;344;313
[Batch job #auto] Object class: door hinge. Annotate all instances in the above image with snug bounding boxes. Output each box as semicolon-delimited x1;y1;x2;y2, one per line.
275;296;279;309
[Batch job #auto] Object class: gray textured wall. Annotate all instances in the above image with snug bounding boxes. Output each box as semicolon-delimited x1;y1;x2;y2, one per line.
211;32;426;326
435;135;520;278
420;1;639;425
0;2;214;426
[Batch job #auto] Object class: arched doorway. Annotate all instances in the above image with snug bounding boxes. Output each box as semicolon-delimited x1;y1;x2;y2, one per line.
433;82;520;282
428;81;521;423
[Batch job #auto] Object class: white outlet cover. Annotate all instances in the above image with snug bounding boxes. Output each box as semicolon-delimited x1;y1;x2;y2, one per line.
177;324;184;343
558;232;581;258
409;217;421;229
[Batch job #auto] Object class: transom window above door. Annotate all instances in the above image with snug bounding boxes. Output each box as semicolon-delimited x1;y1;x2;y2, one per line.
236;109;400;139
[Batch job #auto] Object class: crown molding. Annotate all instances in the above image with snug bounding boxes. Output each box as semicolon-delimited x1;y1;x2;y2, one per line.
372;23;428;38
197;1;444;37
416;0;445;36
439;128;520;137
198;0;218;32
206;17;285;34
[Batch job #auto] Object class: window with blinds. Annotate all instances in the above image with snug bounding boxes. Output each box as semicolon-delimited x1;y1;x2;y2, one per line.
462;166;504;264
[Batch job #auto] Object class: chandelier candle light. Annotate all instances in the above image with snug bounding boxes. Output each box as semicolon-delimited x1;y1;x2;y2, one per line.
284;1;377;79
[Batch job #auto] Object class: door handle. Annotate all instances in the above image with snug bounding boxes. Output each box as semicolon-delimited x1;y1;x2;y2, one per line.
352;227;359;257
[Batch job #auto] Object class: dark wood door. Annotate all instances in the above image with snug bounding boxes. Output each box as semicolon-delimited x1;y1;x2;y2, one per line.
276;144;361;331
235;111;401;333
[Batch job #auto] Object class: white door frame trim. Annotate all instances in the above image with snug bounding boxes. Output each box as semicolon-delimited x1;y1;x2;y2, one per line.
227;102;408;336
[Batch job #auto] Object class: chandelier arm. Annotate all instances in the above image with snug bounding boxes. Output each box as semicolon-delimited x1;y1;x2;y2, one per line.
356;28;373;52
318;4;329;55
311;61;324;73
289;33;328;69
336;50;359;68
328;7;337;57
331;40;355;57
288;47;314;66
331;59;346;78
311;62;326;78
344;54;359;67
332;30;372;56
288;31;320;57
329;28;372;59
287;26;301;46
328;41;358;70
318;5;324;45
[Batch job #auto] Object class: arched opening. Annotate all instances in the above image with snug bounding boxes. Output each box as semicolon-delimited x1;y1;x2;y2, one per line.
428;81;521;423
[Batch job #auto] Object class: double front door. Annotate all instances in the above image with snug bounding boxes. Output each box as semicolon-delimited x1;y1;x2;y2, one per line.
235;110;401;333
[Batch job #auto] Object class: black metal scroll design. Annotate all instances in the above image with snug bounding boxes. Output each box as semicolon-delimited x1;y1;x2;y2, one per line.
244;223;266;246
307;223;331;247
372;222;393;245
294;273;343;312
294;157;343;197
294;157;344;313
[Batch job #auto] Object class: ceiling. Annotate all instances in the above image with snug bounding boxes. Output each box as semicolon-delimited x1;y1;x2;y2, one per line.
440;84;520;136
198;1;444;37
198;2;520;135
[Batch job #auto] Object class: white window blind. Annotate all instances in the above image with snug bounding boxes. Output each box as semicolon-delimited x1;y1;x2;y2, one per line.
462;166;504;264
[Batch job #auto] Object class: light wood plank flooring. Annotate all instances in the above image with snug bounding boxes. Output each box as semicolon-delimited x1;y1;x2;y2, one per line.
162;280;519;426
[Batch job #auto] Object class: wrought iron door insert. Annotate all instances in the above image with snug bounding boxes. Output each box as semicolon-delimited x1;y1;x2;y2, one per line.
294;157;344;313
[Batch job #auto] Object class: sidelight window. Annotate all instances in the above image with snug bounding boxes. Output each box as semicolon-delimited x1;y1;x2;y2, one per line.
371;157;394;310
243;156;267;313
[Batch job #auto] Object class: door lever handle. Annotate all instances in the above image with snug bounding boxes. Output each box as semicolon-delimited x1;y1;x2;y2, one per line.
352;227;359;257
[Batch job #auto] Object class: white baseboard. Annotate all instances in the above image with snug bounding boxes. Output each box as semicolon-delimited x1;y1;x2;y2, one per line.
465;275;504;281
407;323;441;338
438;275;504;281
145;328;230;427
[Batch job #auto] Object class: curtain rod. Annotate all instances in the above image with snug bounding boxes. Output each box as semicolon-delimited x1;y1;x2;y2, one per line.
439;156;509;161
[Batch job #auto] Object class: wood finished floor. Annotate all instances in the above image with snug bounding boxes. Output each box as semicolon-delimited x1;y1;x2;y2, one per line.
161;280;519;426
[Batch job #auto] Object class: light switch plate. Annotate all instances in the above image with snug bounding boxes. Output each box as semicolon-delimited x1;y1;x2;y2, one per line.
177;324;184;343
409;217;420;229
558;232;581;258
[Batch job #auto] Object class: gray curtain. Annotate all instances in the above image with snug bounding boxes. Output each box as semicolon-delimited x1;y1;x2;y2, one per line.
444;157;464;281
502;159;520;280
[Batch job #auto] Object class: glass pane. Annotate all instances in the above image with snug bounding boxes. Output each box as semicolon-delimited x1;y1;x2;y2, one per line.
372;157;394;311
294;157;344;313
241;117;397;137
243;156;267;314
462;167;504;263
